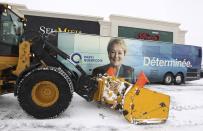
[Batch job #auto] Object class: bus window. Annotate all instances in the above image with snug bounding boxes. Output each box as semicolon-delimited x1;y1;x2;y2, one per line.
142;45;160;57
172;45;191;56
160;44;172;56
198;48;202;58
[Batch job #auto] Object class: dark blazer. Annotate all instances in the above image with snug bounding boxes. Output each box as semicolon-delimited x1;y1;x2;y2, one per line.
92;64;135;83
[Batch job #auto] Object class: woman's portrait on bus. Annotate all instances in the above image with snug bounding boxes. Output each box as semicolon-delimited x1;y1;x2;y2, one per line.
92;38;135;83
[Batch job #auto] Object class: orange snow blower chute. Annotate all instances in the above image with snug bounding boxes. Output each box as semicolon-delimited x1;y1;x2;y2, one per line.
106;67;116;76
135;71;149;88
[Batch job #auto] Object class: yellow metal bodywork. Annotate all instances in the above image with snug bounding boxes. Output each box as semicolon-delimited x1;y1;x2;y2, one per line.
12;41;31;76
93;78;105;101
0;41;30;76
0;56;18;93
93;76;170;124
93;76;130;107
31;81;59;107
0;41;30;94
0;56;18;71
123;86;170;124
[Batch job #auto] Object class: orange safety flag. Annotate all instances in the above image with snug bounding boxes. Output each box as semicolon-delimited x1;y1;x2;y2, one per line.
106;67;116;76
135;71;149;88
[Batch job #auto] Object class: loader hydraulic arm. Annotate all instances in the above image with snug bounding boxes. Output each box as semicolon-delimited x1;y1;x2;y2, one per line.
29;35;86;75
44;39;87;75
29;34;98;101
12;41;31;76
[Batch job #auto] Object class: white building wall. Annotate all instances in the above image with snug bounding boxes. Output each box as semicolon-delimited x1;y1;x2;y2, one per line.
99;21;111;37
176;30;187;44
101;15;187;44
12;3;186;44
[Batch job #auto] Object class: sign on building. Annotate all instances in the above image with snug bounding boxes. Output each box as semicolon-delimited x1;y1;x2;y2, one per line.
25;15;100;35
118;26;173;42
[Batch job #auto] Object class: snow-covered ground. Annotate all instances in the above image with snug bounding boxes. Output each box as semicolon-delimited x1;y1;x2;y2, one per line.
0;79;203;131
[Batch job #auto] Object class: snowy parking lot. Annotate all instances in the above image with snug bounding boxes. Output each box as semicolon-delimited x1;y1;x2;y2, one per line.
0;79;203;131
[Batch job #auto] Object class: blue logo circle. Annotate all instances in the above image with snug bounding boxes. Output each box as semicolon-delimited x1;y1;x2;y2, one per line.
71;53;82;64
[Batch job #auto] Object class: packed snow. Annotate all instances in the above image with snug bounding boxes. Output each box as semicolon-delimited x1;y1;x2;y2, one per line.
0;79;203;131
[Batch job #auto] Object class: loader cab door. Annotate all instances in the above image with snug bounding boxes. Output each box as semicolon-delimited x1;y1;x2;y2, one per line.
0;5;23;56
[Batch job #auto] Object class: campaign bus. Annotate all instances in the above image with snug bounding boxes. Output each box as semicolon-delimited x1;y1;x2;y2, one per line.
56;32;202;85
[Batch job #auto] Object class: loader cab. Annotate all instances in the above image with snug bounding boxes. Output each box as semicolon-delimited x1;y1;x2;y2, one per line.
0;4;24;56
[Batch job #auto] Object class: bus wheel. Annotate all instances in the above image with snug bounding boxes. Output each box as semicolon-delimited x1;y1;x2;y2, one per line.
174;73;183;85
163;73;173;85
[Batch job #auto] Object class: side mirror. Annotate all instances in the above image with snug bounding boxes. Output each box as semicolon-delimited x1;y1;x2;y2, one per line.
0;5;5;15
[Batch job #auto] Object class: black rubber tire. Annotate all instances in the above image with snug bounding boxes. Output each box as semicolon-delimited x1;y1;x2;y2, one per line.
17;67;73;119
163;73;174;85
174;73;183;85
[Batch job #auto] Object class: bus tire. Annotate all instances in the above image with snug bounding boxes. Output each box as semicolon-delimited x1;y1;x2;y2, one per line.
163;73;174;85
174;73;183;85
17;67;73;119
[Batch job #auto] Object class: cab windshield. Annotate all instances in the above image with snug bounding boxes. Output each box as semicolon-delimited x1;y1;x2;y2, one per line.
0;5;24;45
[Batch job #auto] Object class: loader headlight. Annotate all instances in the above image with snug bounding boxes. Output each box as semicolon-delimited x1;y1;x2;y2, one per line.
7;5;12;9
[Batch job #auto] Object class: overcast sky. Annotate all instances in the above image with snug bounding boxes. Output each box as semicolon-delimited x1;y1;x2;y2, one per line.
1;0;203;48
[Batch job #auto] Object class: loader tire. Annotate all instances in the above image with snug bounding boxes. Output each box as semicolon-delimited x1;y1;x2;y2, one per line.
17;67;73;119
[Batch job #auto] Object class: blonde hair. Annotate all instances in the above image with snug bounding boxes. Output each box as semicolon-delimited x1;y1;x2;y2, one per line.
107;38;127;55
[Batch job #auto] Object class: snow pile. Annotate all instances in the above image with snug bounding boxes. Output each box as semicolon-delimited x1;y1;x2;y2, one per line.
0;79;203;131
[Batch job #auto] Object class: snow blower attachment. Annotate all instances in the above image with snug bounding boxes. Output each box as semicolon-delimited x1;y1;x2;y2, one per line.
93;71;170;124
